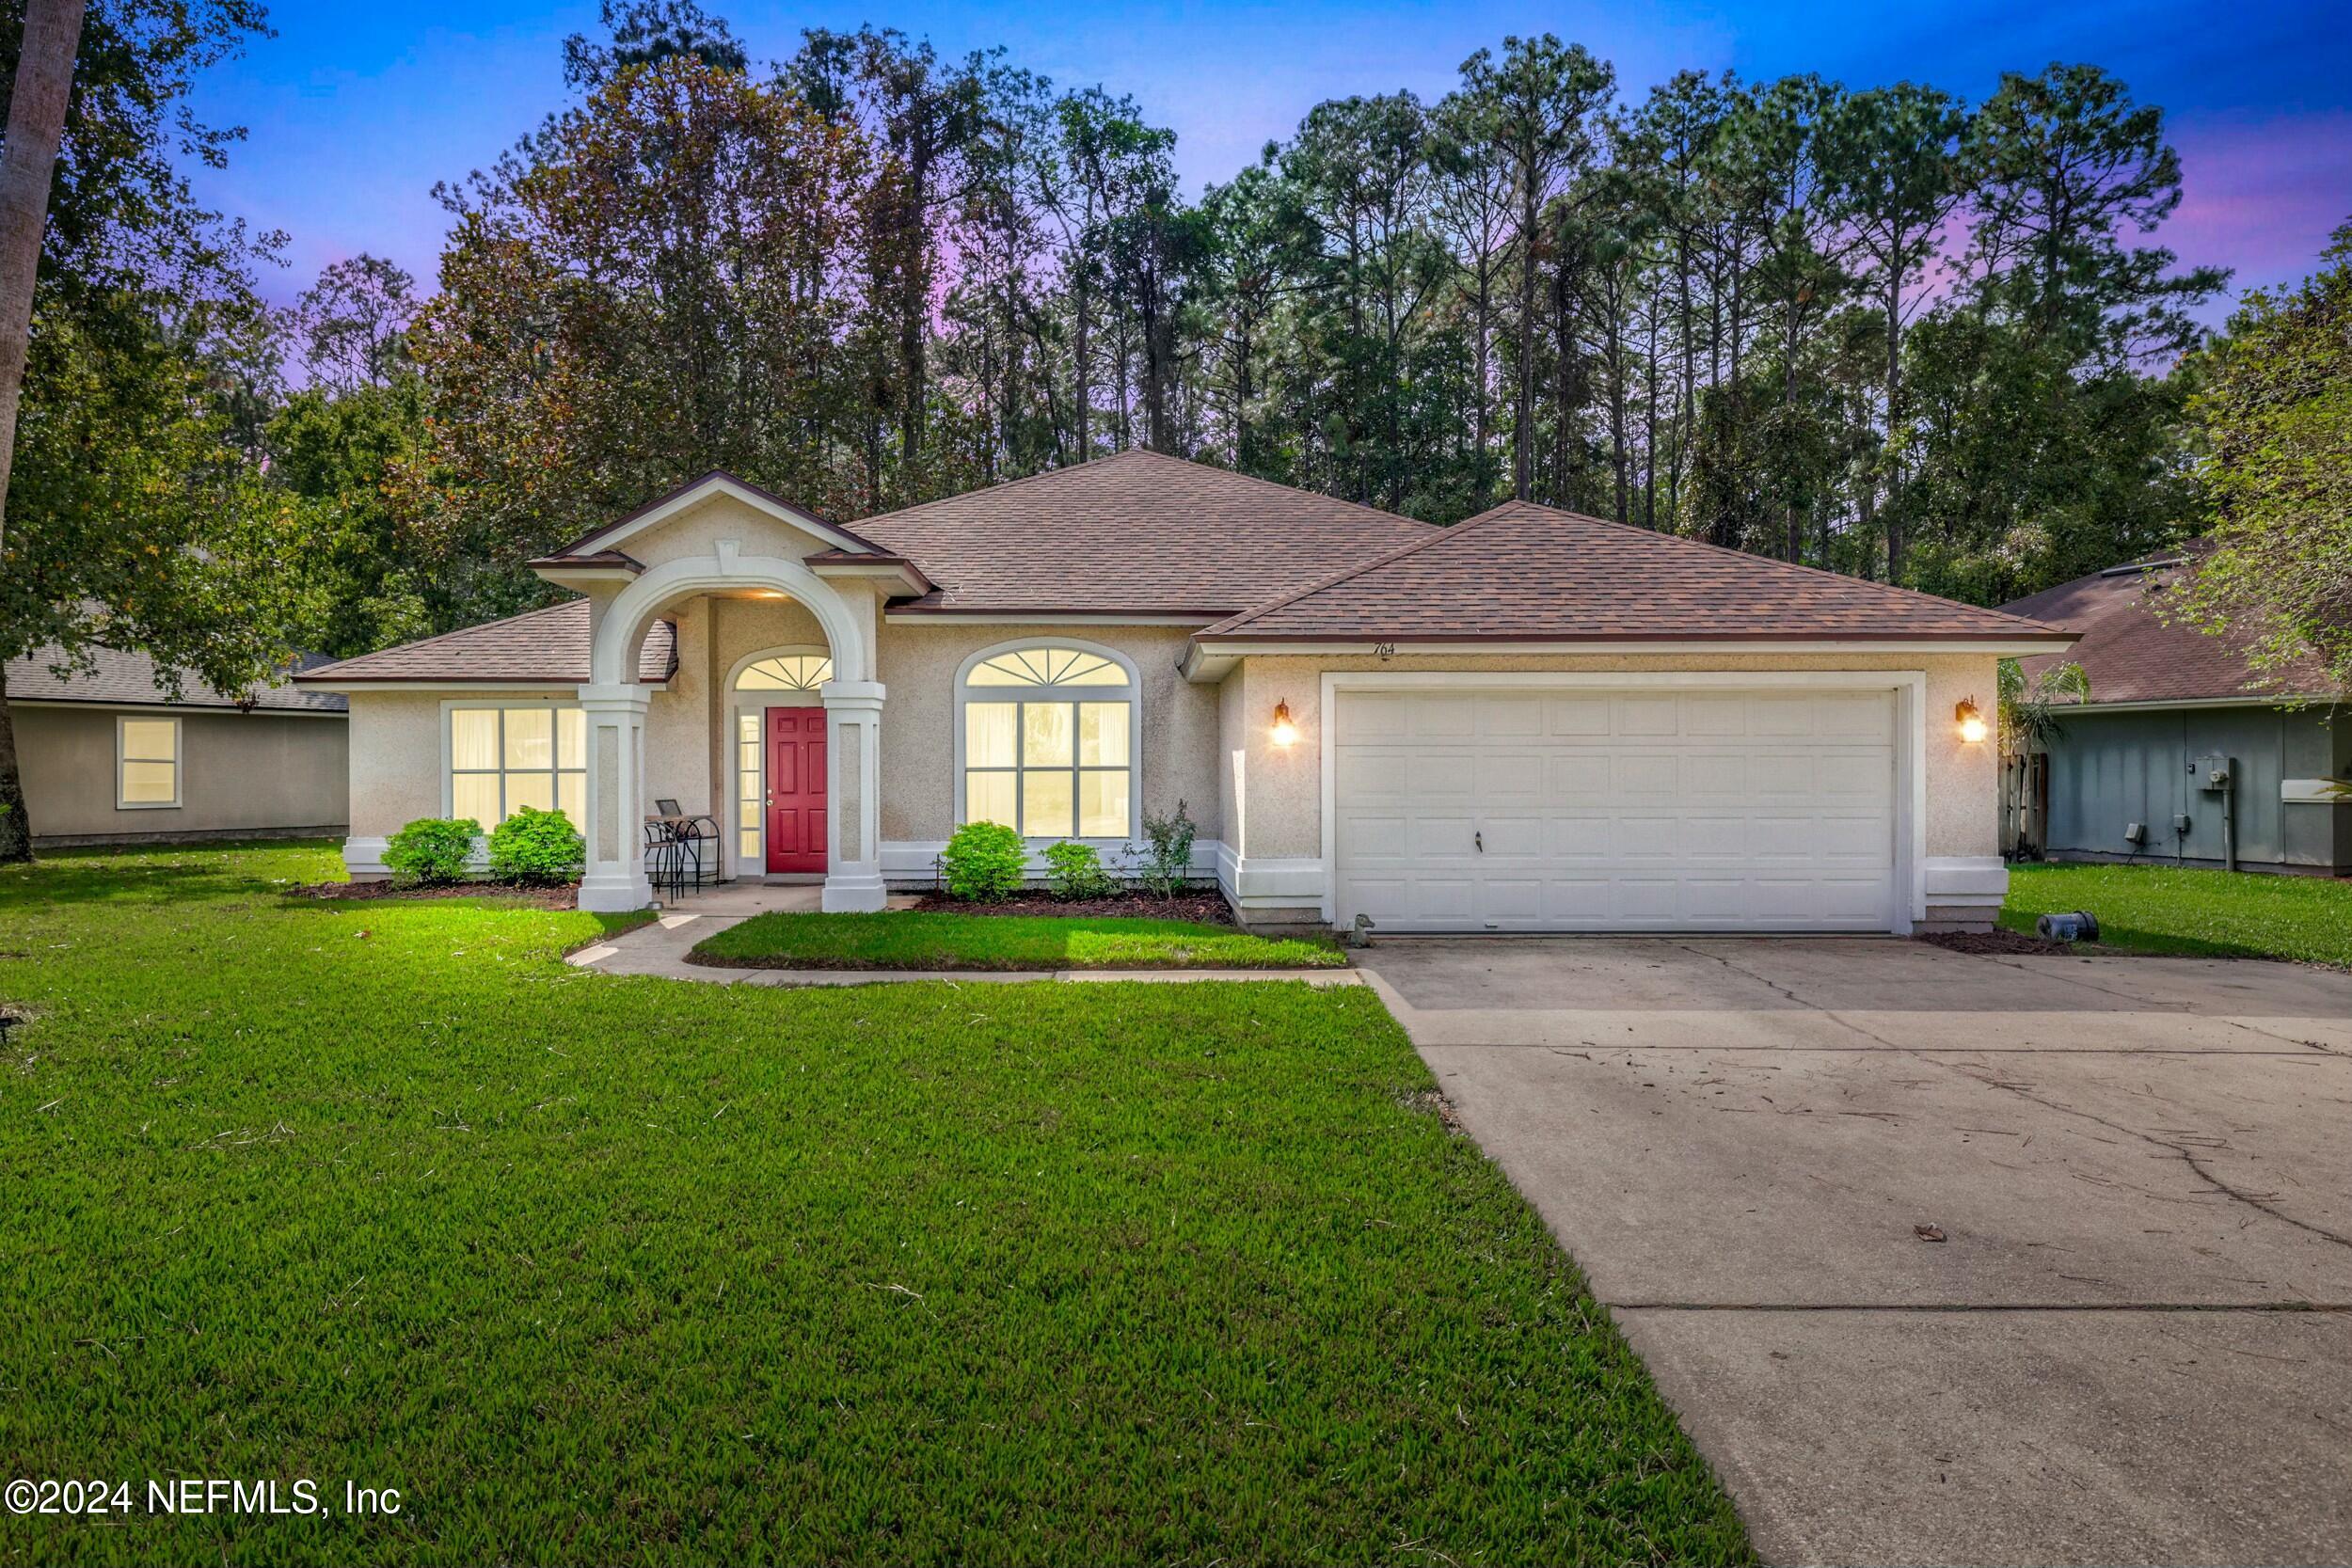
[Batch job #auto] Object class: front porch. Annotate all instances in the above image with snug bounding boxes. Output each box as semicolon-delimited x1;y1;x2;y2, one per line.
556;510;901;916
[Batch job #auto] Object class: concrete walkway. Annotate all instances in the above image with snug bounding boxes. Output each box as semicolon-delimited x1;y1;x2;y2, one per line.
1359;936;2352;1568
564;883;1360;988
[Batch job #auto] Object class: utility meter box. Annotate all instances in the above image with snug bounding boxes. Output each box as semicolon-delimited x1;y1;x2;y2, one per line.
2194;754;2232;793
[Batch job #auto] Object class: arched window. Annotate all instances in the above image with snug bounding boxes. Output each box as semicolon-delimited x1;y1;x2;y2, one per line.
958;642;1137;840
736;653;834;692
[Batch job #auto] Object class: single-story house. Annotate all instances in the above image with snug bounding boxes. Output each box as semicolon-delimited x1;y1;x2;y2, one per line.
2002;559;2349;874
8;646;349;847
296;452;2072;932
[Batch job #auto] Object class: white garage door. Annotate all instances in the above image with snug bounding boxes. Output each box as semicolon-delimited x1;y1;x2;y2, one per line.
1334;687;1901;932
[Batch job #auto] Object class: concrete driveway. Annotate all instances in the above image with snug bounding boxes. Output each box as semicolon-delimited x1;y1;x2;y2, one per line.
1359;937;2352;1567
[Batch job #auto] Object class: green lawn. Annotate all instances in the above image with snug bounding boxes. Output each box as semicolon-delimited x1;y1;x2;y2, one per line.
2002;861;2352;966
691;909;1344;971
0;841;1746;1565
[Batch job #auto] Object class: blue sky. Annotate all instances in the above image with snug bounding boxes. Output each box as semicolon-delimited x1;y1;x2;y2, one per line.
185;0;2350;320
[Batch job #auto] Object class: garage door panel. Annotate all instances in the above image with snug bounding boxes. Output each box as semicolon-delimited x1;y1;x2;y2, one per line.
1340;692;1407;738
1335;749;1401;798
1743;752;1816;796
1406;696;1473;737
1545;754;1612;796
1406;752;1474;795
1548;816;1613;857
1339;811;1409;863
1680;815;1749;857
1410;816;1477;858
1334;686;1902;933
1480;816;1545;856
1680;752;1752;795
1682;695;1749;735
1476;752;1545;799
1614;753;1679;797
1546;696;1612;736
1615;879;1681;920
1479;877;1544;920
1477;696;1544;736
1817;694;1894;738
1542;878;1613;920
1614;696;1680;735
1747;699;1817;736
1615;816;1681;857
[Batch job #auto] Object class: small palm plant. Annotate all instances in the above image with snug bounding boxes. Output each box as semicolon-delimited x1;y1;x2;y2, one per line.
1996;657;2090;753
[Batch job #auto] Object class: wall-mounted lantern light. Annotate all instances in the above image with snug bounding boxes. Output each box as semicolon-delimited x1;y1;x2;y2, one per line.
1270;699;1299;748
1955;698;1988;745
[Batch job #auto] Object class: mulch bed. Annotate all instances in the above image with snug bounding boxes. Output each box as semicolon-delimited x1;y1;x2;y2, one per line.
288;879;581;911
1916;928;2084;957
909;891;1236;925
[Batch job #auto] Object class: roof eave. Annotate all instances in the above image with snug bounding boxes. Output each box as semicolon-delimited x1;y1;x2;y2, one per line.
1181;630;2079;681
805;555;931;597
294;676;674;694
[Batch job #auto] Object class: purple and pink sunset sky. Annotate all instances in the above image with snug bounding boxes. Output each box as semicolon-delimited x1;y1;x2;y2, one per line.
187;0;2349;324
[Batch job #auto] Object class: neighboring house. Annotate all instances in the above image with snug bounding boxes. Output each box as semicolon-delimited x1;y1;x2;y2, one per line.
8;646;350;847
296;452;2072;932
2002;559;2350;875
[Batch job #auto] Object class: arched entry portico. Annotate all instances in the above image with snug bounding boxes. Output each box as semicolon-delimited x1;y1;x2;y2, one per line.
576;547;887;913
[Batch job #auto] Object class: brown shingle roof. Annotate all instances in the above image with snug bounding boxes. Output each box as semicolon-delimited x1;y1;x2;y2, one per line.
295;601;676;685
1199;501;2070;643
854;450;1436;614
8;645;347;712
2002;559;2337;705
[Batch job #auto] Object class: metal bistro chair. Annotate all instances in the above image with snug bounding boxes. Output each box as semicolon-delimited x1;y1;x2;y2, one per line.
642;818;686;900
645;802;721;899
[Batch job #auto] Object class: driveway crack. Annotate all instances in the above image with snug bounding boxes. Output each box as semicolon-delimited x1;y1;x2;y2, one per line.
1944;1062;2352;1251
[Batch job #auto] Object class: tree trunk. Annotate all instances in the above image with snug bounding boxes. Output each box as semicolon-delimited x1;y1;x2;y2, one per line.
0;0;81;560
1513;177;1540;500
0;662;25;862
1071;271;1091;462
1470;277;1492;511
1783;309;1803;562
0;0;87;864
1883;266;1906;582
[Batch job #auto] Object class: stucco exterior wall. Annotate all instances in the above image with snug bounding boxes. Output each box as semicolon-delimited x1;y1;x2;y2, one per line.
18;704;347;845
871;620;1221;847
345;689;572;838
1223;650;2003;865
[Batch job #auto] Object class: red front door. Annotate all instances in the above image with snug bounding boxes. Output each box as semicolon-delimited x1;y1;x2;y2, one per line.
764;706;827;873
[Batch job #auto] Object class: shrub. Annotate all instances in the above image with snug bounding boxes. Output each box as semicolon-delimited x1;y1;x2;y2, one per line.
383;816;481;886
1042;839;1114;900
487;805;585;884
940;820;1026;901
1130;800;1197;898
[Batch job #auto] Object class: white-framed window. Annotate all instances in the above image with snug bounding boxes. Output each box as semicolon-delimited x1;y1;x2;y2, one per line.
117;715;181;809
730;648;834;868
957;642;1137;840
447;705;585;828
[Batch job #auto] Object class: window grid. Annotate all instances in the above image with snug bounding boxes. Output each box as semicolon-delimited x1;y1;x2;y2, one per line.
736;654;833;692
118;717;181;809
449;706;585;829
737;712;761;863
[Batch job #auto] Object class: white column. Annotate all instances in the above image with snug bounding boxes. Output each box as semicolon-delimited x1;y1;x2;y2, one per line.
819;679;887;912
578;682;654;912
